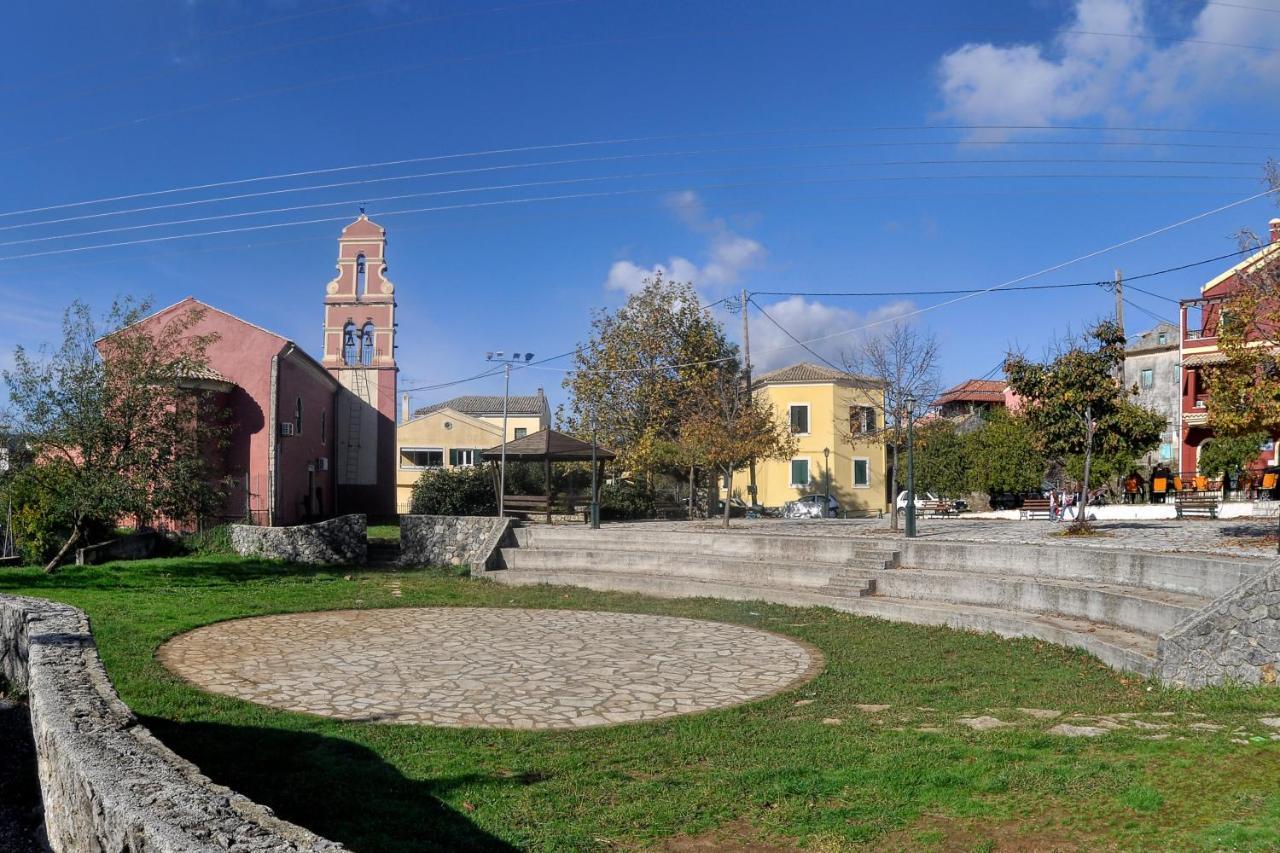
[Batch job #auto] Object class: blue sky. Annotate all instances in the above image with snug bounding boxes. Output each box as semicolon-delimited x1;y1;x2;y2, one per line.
3;0;1280;411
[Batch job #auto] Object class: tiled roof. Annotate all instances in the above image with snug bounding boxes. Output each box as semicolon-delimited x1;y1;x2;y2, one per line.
752;362;881;387
415;393;547;418
935;379;1008;405
479;428;616;461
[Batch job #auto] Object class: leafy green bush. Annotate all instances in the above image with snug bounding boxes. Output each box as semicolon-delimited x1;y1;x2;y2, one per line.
1198;432;1268;478
2;465;112;565
183;524;234;556
409;467;497;516
599;479;654;520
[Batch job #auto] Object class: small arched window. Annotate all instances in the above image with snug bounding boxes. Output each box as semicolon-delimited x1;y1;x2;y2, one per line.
361;322;375;365
294;397;304;434
355;254;367;296
342;321;358;365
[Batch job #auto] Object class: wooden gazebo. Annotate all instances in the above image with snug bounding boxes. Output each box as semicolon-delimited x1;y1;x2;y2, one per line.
480;428;616;522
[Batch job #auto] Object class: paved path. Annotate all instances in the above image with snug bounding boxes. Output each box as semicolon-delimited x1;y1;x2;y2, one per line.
159;608;821;730
637;517;1279;560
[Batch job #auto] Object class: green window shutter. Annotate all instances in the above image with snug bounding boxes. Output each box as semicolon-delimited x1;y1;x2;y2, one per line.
854;459;869;486
791;459;809;486
448;449;458;466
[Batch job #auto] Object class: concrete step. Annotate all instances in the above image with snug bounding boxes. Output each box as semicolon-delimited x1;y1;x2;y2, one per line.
873;567;1208;637
500;548;883;589
513;526;898;566
485;568;1157;676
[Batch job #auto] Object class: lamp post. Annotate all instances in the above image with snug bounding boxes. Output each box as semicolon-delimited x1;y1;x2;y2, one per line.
485;351;534;519
904;393;917;538
823;447;831;517
590;409;600;529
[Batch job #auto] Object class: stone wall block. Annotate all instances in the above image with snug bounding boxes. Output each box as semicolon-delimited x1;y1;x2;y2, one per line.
230;515;367;565
399;516;512;571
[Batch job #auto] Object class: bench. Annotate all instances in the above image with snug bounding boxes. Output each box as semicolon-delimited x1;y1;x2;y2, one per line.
924;500;955;517
502;495;587;522
654;500;688;520
1020;498;1052;520
1175;493;1220;520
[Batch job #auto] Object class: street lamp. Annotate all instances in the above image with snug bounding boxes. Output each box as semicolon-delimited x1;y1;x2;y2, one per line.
823;447;831;517
590;409;600;530
485;351;534;518
904;393;917;538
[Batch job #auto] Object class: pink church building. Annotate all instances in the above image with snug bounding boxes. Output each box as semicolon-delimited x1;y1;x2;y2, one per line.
127;214;399;526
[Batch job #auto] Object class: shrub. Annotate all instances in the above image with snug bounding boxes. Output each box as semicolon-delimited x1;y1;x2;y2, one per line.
410;467;497;516
2;465;112;565
599;479;654;520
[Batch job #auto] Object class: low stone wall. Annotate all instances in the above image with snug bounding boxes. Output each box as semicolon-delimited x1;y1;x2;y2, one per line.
0;594;346;852
230;514;366;565
1157;560;1280;688
400;515;513;571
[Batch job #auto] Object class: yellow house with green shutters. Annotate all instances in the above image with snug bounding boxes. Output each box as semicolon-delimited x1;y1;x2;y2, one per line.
740;363;890;515
395;392;550;513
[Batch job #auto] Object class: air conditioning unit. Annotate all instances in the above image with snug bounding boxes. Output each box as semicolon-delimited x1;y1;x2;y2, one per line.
280;422;295;436
317;457;329;471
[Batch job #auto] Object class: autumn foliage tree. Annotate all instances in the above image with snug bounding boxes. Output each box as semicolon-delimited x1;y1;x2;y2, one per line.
2;299;229;571
1006;321;1163;527
561;274;738;482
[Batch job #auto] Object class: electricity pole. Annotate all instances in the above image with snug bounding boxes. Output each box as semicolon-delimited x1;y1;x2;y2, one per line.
485;351;534;519
742;288;758;508
1114;269;1124;339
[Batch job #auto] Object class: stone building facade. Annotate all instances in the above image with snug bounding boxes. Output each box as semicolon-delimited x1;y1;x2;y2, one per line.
1124;322;1180;469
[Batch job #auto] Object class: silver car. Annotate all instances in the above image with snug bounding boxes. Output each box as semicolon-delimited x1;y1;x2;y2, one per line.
783;494;841;518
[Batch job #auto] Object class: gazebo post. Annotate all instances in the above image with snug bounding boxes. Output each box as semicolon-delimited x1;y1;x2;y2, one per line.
544;456;552;523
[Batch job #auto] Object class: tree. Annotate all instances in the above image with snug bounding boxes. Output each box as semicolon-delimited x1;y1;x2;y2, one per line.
1198;432;1268;479
409;467;497;516
967;409;1046;497
911;419;970;498
841;321;941;529
561;274;738;482
1204;168;1280;438
1006;321;1163;528
2;298;229;571
679;362;796;527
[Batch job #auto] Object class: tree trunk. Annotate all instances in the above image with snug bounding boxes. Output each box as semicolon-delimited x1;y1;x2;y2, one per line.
1078;405;1093;530
44;524;83;574
688;464;695;515
722;466;733;529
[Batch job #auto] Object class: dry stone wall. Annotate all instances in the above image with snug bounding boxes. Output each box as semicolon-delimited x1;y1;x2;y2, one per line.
0;594;346;852
1157;559;1280;688
230;514;366;565
400;516;512;571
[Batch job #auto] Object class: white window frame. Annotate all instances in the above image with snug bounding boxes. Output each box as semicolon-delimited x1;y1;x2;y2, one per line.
449;448;479;467
1140;368;1154;390
789;457;810;488
788;403;811;436
513;427;528;439
852;456;871;488
400;446;444;470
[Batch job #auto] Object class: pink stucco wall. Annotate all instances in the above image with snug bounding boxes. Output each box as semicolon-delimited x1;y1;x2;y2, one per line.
275;351;337;525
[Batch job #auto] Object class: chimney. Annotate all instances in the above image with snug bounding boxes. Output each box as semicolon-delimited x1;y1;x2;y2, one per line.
1270;218;1280;246
401;392;409;424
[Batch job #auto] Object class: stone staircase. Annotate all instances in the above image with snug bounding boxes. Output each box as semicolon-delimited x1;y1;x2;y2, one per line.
483;524;1261;679
365;540;402;569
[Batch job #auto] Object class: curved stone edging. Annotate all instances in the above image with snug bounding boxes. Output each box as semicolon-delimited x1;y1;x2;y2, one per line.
0;594;346;853
230;514;366;565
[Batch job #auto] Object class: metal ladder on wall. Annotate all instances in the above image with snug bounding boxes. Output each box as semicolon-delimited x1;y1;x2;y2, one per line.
343;367;371;484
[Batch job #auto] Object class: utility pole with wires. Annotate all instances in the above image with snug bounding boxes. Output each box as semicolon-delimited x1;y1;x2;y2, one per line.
741;288;758;508
485;350;535;519
1114;269;1125;340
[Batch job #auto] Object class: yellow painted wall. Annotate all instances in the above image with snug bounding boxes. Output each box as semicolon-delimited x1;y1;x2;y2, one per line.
737;381;889;514
395;409;549;512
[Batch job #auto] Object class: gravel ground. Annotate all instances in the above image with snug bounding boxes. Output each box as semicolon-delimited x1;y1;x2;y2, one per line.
0;697;47;852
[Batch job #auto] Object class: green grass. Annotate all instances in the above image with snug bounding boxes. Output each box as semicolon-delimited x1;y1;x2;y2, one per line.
3;556;1280;851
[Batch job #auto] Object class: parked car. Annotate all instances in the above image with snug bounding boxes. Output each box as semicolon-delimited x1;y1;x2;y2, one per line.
784;494;841;518
894;491;968;516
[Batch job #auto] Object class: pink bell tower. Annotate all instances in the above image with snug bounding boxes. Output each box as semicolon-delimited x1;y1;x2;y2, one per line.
321;213;398;518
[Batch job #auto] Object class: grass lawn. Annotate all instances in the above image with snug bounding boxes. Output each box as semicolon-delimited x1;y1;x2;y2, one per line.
4;556;1280;852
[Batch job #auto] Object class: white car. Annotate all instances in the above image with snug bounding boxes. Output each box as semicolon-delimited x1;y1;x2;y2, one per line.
784;494;841;518
895;491;968;516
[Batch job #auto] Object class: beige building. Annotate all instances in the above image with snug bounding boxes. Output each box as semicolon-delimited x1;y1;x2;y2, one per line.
738;363;890;515
396;392;550;512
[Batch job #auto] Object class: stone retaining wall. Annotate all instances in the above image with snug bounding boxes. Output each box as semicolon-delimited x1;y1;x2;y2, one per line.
230;514;366;565
400;515;513;571
0;594;346;852
1157;560;1280;688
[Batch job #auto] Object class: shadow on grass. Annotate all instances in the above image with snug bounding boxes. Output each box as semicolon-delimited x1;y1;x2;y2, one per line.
0;556;353;591
142;717;518;853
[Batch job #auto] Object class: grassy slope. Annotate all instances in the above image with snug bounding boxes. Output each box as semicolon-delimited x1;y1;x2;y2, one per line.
3;556;1280;852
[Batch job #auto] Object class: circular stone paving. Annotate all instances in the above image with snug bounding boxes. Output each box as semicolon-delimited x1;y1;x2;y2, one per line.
157;608;822;729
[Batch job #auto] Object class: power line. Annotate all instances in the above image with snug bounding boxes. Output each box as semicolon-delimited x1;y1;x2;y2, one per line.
5;158;1260;250
748;297;847;373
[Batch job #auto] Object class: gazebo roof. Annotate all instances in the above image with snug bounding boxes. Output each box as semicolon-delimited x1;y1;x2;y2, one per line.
480;428;616;462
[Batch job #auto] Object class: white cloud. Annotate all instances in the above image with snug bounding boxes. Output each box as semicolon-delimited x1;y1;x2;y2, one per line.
603;191;766;295
750;296;918;372
936;0;1280;130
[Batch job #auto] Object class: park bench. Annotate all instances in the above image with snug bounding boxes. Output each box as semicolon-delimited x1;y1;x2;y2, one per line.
654;499;688;520
1175;493;1220;520
1020;498;1053;520
503;495;588;523
924;500;955;517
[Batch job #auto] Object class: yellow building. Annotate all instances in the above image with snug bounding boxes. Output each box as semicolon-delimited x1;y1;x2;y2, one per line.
740;363;890;515
395;392;550;512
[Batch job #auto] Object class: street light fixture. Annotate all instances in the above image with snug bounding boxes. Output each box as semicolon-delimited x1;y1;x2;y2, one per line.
485;351;534;518
904;393;917;538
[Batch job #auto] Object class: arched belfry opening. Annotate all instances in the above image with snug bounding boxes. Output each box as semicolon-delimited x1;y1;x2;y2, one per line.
355;254;367;296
